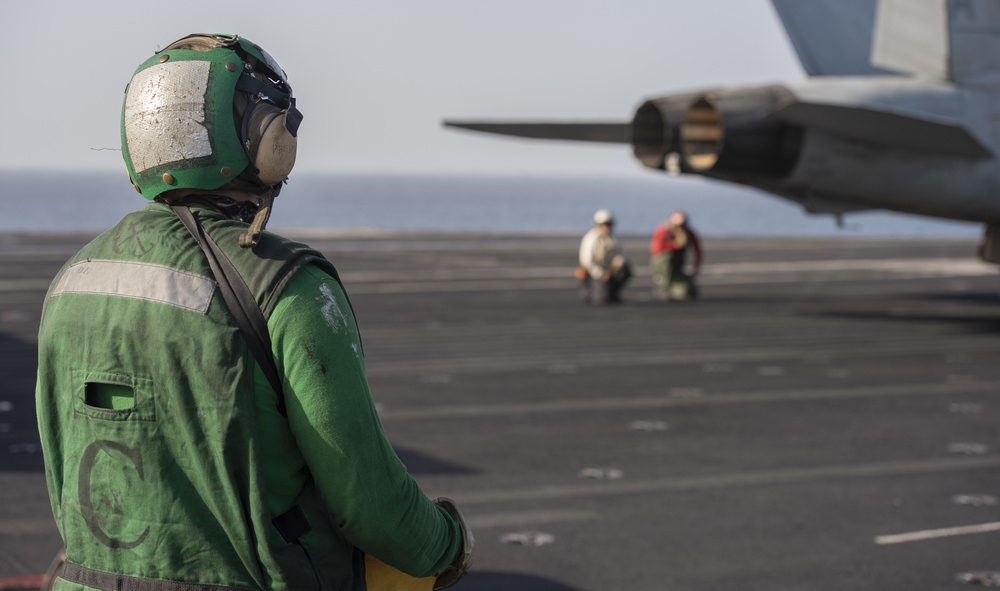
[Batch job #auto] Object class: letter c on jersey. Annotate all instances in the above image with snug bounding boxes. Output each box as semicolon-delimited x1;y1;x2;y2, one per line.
78;440;150;549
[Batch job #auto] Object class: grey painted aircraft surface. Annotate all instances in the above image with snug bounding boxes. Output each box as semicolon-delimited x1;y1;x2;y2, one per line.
445;0;1000;261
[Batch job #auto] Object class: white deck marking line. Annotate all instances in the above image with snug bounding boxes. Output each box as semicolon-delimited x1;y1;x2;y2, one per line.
0;517;60;535
0;279;56;293
704;258;994;276
348;279;575;294
338;258;994;284
451;456;1000;505
875;521;1000;545
466;509;598;529
5;257;990;295
377;380;1000;421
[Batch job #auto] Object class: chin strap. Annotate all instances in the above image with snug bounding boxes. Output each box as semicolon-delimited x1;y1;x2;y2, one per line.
239;194;274;248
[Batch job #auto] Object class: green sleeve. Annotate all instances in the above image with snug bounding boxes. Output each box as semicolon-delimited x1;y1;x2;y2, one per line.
267;264;462;577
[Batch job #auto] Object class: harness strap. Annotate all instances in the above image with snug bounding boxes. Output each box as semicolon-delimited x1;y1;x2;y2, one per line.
58;562;249;591
171;203;288;416
272;504;311;542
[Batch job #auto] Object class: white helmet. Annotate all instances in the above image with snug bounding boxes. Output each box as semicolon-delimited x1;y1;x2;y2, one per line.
593;209;614;225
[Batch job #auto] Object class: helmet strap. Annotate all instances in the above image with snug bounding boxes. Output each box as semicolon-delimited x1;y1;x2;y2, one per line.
239;194;274;248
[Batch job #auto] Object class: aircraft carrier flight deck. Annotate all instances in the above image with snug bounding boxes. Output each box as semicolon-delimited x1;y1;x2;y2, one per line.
1;232;999;591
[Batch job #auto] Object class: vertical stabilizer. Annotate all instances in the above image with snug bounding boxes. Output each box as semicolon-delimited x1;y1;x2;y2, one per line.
873;0;1000;86
770;0;897;76
947;0;1000;86
871;0;949;80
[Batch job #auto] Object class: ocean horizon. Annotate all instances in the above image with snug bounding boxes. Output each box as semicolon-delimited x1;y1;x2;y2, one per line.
0;169;983;240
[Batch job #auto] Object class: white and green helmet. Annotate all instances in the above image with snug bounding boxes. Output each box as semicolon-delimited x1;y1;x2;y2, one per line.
121;34;302;200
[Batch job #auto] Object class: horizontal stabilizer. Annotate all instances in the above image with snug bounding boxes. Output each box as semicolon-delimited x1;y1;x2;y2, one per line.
443;121;630;144
774;102;992;158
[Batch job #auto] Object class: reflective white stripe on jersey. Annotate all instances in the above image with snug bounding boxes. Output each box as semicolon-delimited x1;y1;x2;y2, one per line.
51;260;216;313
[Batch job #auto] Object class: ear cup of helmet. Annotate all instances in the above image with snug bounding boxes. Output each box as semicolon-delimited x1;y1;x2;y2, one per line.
246;102;298;186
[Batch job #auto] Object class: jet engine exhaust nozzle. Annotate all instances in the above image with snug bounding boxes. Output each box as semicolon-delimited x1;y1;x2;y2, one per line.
680;86;803;178
631;100;671;169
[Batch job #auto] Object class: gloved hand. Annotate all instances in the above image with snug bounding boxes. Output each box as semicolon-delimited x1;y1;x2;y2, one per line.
432;498;473;590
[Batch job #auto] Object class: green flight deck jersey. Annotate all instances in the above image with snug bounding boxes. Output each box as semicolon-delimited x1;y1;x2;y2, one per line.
36;201;462;591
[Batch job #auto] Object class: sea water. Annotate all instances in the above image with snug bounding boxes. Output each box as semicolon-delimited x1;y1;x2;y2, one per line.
0;169;982;238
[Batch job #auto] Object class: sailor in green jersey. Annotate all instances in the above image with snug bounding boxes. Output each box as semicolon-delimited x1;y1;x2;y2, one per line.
35;34;472;591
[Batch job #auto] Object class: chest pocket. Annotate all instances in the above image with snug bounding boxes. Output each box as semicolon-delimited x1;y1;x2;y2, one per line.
74;370;155;423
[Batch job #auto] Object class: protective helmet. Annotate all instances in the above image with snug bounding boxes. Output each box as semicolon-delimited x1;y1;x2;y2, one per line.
593;209;614;226
121;33;302;201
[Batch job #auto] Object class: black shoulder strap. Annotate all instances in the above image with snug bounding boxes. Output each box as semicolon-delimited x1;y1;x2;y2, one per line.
171;203;288;416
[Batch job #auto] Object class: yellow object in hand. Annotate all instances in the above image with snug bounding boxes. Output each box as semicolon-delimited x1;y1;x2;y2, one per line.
364;554;437;591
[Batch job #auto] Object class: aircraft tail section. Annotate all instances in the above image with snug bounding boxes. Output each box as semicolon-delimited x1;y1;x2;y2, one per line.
872;0;1000;86
770;0;895;76
871;0;949;80
945;0;1000;86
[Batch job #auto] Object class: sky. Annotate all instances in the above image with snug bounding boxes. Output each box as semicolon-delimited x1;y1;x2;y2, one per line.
0;1;802;176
